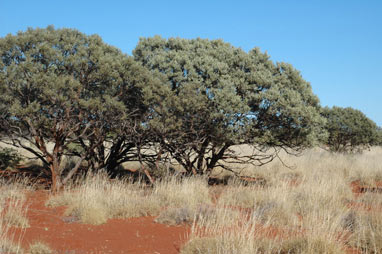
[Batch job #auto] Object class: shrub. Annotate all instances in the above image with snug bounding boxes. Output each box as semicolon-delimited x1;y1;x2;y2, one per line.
0;148;22;170
321;106;378;153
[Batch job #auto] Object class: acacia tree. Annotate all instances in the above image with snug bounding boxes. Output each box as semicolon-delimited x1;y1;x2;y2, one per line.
375;127;382;146
69;60;159;180
0;26;152;191
321;106;378;152
134;36;325;175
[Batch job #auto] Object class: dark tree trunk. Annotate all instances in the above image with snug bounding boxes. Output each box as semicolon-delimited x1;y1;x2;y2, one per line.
206;143;230;175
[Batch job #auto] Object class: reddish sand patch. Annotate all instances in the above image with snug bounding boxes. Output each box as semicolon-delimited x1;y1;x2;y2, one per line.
346;180;382;213
351;180;382;196
9;191;190;254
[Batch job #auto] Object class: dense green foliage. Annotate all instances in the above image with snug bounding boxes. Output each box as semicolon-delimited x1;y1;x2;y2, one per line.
0;27;154;190
321;106;378;152
134;36;325;174
376;127;382;146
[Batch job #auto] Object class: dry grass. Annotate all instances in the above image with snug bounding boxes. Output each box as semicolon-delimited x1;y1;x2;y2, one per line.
182;222;346;254
347;210;382;254
3;200;30;228
46;171;162;225
155;204;242;227
41;146;382;253
182;147;382;254
46;173;211;225
0;178;32;254
28;241;53;254
218;181;299;227
278;235;346;254
153;176;215;225
153;176;211;208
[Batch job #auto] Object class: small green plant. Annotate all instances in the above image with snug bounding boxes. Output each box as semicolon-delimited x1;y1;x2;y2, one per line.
0;148;22;170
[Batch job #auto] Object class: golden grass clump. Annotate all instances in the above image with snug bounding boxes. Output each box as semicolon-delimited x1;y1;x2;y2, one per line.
218;181;299;228
153;176;212;208
347;210;382;254
278;235;346;254
46;172;215;225
183;219;346;254
46;171;162;225
180;234;279;254
153;176;244;226
29;241;53;254
3;199;30;228
155;204;242;226
0;178;31;253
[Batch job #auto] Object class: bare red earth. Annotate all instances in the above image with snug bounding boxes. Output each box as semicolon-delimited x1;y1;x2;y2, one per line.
10;191;190;254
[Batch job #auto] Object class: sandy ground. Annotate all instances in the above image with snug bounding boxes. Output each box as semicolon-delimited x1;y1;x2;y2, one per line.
10;190;190;254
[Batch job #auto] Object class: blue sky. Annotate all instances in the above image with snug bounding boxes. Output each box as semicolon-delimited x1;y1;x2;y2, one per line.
1;0;381;126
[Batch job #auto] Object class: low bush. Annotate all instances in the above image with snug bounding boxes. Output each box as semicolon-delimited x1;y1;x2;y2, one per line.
0;148;22;170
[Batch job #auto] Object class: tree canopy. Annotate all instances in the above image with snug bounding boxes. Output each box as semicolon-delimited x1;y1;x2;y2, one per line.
0;26;154;191
4;27;378;189
375;127;382;146
321;106;378;153
134;36;325;175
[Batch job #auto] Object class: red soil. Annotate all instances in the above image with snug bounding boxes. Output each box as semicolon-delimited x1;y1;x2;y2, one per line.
9;191;190;254
348;180;382;213
350;180;382;196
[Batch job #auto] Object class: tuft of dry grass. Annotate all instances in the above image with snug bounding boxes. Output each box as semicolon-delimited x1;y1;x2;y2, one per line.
0;178;31;253
347;210;382;254
278;235;346;254
47;171;162;225
155;206;195;225
218;181;299;228
153;176;212;208
3;202;30;228
182;217;346;254
46;173;212;225
155;204;241;226
29;241;53;254
180;234;280;254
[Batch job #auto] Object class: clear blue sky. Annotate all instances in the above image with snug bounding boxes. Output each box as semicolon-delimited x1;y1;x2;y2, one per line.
1;0;381;126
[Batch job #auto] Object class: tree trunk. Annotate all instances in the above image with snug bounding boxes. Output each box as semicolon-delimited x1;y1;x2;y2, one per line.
62;156;86;186
206;144;230;175
50;165;62;193
143;167;155;185
196;138;210;173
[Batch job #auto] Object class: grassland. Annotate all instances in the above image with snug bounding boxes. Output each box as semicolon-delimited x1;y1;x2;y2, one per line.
1;147;382;253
